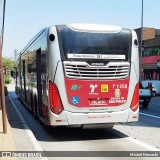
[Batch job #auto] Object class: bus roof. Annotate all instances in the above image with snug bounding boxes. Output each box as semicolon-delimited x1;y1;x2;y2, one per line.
67;23;122;33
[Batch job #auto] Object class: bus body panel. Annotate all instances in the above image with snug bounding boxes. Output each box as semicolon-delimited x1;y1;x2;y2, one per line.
48;26;62;81
50;60;139;125
54;62;129;113
131;30;139;80
53;61;139;114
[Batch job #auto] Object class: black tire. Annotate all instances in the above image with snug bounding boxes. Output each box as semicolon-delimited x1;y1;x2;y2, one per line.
142;101;149;109
30;95;34;111
152;91;156;97
33;97;39;120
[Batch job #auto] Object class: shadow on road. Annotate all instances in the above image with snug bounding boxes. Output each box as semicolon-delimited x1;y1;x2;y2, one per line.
42;125;129;142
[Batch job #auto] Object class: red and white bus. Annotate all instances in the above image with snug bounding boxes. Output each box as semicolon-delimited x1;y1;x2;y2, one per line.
15;24;139;128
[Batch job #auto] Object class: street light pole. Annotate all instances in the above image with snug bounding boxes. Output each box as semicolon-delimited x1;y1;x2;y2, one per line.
140;0;144;82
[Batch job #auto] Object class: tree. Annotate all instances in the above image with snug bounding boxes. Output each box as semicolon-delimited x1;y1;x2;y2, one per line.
2;57;15;84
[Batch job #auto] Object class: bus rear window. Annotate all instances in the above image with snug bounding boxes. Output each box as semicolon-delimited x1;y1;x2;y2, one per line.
57;25;131;60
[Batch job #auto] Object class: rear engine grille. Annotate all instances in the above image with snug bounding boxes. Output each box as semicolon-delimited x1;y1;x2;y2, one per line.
63;61;130;79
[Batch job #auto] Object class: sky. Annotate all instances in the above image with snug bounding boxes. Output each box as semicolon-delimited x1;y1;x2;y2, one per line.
2;0;160;58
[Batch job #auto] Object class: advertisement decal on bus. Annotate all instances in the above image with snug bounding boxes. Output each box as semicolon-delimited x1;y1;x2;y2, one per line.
64;77;130;107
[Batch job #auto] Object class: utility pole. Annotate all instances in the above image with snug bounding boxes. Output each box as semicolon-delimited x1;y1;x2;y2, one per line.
0;36;7;133
140;0;144;82
0;0;7;133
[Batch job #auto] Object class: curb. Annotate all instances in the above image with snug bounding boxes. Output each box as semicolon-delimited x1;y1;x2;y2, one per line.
8;94;48;160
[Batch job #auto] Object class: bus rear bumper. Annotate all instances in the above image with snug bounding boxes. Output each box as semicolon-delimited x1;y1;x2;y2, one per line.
49;108;139;126
67;110;138;125
66;108;138;125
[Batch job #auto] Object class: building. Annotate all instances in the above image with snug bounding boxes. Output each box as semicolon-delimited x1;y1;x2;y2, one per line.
135;27;160;80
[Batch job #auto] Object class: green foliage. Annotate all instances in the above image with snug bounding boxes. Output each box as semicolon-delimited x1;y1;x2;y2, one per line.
2;57;15;84
4;75;11;84
2;57;15;72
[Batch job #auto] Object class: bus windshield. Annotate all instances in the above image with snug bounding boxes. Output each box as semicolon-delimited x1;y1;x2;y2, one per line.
57;25;131;60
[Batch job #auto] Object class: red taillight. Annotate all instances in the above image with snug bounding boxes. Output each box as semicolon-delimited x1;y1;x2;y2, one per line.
49;80;63;115
130;82;139;112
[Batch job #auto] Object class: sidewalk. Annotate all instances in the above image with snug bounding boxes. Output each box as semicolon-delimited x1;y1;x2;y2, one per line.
0;84;43;160
0;107;17;160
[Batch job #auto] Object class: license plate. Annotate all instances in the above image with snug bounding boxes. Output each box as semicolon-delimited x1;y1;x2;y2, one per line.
89;98;108;105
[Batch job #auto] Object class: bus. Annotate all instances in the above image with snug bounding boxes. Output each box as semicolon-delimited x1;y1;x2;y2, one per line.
15;24;139;128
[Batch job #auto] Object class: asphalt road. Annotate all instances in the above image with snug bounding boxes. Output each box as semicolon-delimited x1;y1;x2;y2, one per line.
139;96;160;127
114;96;160;150
7;84;160;160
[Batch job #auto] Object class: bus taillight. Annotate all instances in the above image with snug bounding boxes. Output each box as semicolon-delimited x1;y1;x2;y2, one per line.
49;80;63;115
130;83;139;112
